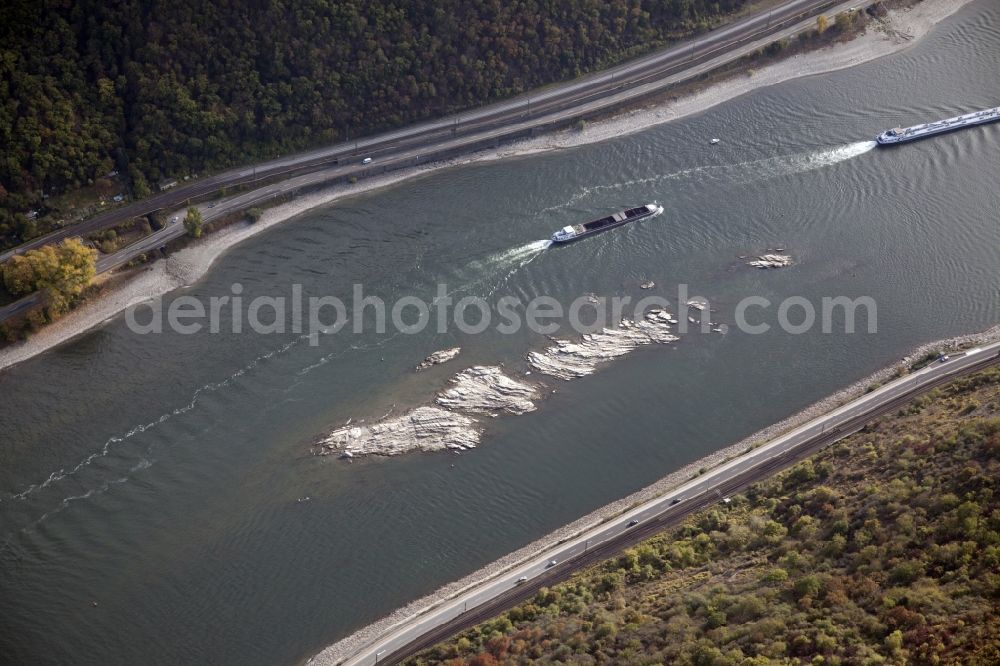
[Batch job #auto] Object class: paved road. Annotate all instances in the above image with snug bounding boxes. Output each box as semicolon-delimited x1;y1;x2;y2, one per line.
327;341;1000;666
0;293;38;319
1;0;856;266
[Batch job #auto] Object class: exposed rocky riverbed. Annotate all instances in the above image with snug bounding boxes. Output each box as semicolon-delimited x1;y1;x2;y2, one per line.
527;311;680;380
316;406;481;456
416;347;461;370
435;366;539;415
317;306;693;457
747;253;793;268
316;364;538;458
317;310;686;457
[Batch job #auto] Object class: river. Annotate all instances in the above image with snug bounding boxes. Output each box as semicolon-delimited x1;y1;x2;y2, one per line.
1;2;998;663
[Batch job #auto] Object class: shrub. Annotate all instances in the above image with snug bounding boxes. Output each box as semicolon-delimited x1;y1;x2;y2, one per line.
794;575;822;600
762;568;789;583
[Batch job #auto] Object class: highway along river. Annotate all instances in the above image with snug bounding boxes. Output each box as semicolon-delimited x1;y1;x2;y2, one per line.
1;3;998;663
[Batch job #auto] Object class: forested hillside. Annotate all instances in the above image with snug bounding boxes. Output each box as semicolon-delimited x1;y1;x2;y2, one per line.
0;0;751;247
411;368;1000;665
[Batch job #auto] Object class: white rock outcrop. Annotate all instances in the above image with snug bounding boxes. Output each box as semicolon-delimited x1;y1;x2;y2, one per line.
527;311;679;380
747;253;793;269
416;347;462;370
318;313;684;455
435;366;539;415
317;406;480;457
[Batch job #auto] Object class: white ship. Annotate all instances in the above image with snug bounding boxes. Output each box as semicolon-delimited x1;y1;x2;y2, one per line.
551;204;663;244
876;106;1000;145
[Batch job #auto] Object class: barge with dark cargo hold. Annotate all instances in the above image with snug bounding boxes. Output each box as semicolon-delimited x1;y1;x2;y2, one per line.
551;204;663;243
876;106;1000;145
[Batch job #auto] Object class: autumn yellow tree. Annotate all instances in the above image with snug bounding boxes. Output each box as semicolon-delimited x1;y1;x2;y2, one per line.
816;14;829;35
2;238;97;318
183;206;203;238
835;10;856;32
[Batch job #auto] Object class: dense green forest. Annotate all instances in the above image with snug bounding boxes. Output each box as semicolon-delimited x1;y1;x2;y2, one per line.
411;368;1000;665
0;0;753;247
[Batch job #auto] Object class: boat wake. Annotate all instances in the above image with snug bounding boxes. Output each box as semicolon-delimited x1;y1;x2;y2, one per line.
720;140;878;183
487;239;553;267
443;239;552;298
540;167;699;213
539;141;877;212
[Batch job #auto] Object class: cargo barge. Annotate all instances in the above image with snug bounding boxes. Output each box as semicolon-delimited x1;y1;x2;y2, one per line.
876;106;1000;145
551;204;663;243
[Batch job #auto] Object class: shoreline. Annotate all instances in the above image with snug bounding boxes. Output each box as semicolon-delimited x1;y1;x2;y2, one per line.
308;321;1000;665
0;0;973;373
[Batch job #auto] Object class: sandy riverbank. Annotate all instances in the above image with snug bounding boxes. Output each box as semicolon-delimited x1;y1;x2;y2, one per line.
0;0;974;375
309;320;1000;665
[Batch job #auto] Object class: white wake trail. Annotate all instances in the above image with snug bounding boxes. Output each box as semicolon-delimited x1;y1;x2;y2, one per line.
540;141;877;212
703;140;878;184
765;140;878;177
444;239;552;298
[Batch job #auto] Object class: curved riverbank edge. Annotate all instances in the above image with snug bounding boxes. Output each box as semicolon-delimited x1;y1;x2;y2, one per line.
309;322;1000;665
0;0;972;373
